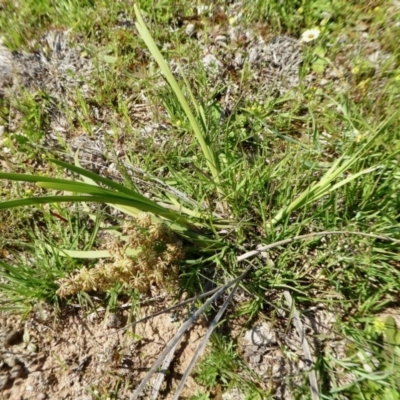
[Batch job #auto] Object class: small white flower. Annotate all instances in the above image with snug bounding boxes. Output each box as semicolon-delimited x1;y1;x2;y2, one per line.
301;28;320;43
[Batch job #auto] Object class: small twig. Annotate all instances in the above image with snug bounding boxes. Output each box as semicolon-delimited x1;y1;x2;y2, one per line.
236;230;400;262
151;340;180;400
283;291;319;400
130;285;232;399
172;281;240;400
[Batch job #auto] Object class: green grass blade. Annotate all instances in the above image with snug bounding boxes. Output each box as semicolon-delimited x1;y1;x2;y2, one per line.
36;181;160;205
0;171;84;185
51;158;150;200
0;195;219;248
270;113;394;226
0;195;147;210
0;194;177;221
0;169;196;226
327;166;381;193
134;5;220;184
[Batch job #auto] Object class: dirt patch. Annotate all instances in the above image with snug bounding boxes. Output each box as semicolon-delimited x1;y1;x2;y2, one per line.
0;303;207;399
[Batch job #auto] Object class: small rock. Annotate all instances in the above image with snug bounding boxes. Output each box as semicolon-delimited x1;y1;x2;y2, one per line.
196;30;204;40
4;357;17;368
0;39;14;90
27;342;38;353
215;35;227;42
106;313;122;329
234;53;244;68
222;387;246;400
37;394;47;400
251;353;262;364
320;78;329;86
244;322;276;346
86;311;98;323
228;26;239;41
202;53;222;70
248;47;259;65
185;23;195;37
10;364;24;380
336;34;348;44
356;22;369;32
0;373;10;390
272;360;281;376
197;5;210;14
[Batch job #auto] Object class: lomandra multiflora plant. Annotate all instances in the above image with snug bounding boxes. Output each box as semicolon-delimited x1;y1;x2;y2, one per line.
56;213;184;297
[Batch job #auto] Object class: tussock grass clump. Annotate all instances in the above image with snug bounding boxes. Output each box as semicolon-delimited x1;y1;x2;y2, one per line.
56;213;184;296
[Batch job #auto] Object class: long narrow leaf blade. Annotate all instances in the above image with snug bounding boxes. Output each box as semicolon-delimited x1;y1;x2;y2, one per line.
50;158;151;200
53;248;140;258
0;171;195;226
37;181;165;209
134;5;220;183
0;195;176;218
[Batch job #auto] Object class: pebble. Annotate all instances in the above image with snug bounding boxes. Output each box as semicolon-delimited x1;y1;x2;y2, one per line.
227;26;239;41
0;374;10;390
234;53;244;67
185;23;195;37
4;356;17;368
248;47;259;64
86;311;98;323
251;353;262;364
0;39;14;86
202;53;222;70
336;34;348;44
244;322;276;346
320;78;329;86
197;5;210;14
10;364;24;379
356;22;369;32
222;387;246;400
27;342;38;353
106;313;122;329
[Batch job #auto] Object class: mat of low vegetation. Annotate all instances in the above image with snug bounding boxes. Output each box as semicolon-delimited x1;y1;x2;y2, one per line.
0;1;400;399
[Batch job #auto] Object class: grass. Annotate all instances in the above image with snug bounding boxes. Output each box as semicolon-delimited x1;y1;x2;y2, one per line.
0;0;400;399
